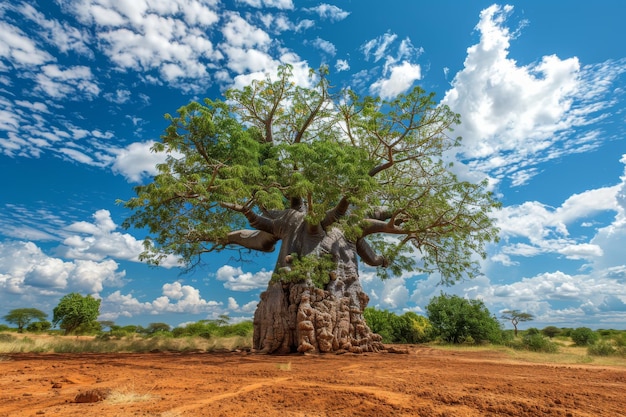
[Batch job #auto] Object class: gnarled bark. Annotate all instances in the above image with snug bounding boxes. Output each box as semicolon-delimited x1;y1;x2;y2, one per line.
251;212;384;354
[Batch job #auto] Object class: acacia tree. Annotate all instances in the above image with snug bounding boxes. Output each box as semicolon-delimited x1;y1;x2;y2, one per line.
122;65;499;354
500;309;534;337
3;308;48;333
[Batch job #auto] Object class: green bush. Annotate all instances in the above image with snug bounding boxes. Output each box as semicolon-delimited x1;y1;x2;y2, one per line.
0;333;17;342
426;294;502;344
363;308;433;344
571;327;599;346
541;326;561;338
588;340;616;356
522;333;559;353
505;333;559;353
26;320;52;333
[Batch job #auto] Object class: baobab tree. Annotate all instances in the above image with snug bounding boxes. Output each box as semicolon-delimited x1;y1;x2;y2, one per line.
122;65;500;354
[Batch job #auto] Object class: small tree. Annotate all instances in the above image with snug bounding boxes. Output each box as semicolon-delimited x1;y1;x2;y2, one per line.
26;320;52;333
571;327;599;346
98;320;116;333
541;326;561;339
52;293;101;335
426;294;502;344
3;308;48;333
146;322;172;334
500;310;534;337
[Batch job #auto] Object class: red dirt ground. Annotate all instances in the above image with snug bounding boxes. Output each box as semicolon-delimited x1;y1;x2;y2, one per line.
1;346;624;417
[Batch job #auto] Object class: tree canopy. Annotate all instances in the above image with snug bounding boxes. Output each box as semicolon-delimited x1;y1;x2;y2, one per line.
52;293;101;335
500;309;534;336
122;65;499;285
426;293;502;344
3;308;48;333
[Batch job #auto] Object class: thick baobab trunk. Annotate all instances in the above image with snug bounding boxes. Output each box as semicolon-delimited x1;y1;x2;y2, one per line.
252;214;385;354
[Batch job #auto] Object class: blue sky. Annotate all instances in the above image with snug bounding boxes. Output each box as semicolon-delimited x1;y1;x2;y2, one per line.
1;1;625;331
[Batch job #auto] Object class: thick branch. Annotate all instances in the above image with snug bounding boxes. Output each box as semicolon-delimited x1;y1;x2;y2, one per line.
220;202;275;234
226;230;278;252
360;218;408;238
321;196;350;229
356;238;387;267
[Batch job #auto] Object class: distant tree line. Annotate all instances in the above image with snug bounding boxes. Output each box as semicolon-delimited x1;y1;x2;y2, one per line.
1;292;625;358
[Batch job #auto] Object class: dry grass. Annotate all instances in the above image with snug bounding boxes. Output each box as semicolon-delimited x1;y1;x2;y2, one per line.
431;342;626;367
105;382;156;405
0;332;252;354
276;361;292;371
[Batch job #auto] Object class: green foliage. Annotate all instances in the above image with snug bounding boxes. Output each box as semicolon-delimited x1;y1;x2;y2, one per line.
0;333;16;342
363;308;432;344
121;64;500;285
273;253;335;288
587;340;617;356
172;318;254;339
3;308;48;333
146;322;172;334
426;294;502;344
26;320;51;333
520;333;559;353
541;326;562;338
571;327;599;346
52;293;101;335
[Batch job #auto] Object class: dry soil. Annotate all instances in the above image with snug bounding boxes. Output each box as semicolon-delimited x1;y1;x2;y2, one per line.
1;346;624;416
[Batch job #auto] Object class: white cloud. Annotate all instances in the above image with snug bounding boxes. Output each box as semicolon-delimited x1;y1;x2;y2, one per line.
35;64;100;100
310;37;336;56
101;282;223;319
216;265;272;291
111;140;175;182
370;61;421;99
494;177;622;263
237;0;294;9
222;12;271;49
442;4;626;183
0;240;125;297
361;32;397;63
0;20;54;66
60;209;157;266
335;59;349;72
304;4;350;22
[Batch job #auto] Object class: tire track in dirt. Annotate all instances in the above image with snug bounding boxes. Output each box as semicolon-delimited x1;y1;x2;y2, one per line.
164;377;292;414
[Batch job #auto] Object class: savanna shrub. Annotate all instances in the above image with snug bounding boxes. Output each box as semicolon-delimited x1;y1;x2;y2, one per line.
571;327;599;346
541;326;561;338
0;333;16;342
522;333;559;353
426;294;502;344
587;340;616;356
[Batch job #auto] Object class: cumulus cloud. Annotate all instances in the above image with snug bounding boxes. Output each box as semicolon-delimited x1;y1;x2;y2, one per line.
0;240;125;299
335;59;349;72
111;140;178;182
370;61;421;99
493;177;622;263
442;4;626;184
216;265;272;291
361;33;423;99
101;282;222;319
